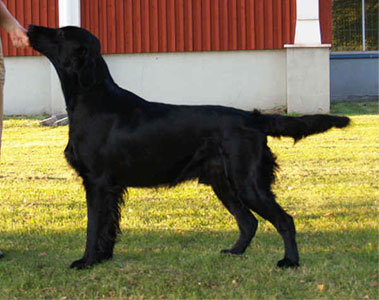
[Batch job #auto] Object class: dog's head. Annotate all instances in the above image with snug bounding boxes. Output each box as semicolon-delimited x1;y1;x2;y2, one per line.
27;25;102;89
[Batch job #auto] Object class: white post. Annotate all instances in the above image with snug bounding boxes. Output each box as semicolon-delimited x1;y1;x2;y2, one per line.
58;0;81;27
285;0;331;114
50;0;81;115
294;0;322;45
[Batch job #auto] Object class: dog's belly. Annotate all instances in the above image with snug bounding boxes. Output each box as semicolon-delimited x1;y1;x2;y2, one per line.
105;131;215;188
107;156;199;188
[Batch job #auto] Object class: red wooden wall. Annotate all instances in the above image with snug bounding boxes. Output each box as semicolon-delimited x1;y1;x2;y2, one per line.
0;0;333;56
81;0;298;54
0;0;59;56
319;0;332;44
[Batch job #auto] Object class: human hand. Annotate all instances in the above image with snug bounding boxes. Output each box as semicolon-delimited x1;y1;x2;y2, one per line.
8;24;29;48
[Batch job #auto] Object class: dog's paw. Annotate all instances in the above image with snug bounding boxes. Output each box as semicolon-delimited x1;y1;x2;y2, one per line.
220;249;244;256
69;256;100;270
70;252;113;270
70;258;91;270
277;257;300;269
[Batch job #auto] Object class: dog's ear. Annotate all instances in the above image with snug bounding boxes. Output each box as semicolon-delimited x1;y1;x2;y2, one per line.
75;47;97;89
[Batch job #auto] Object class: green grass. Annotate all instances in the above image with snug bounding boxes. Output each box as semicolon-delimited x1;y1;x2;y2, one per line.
331;100;378;115
0;102;378;299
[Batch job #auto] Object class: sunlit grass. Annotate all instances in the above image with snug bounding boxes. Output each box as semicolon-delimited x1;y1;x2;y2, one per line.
0;104;378;299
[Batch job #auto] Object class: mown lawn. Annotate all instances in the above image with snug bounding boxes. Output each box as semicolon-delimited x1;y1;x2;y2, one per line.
0;103;378;299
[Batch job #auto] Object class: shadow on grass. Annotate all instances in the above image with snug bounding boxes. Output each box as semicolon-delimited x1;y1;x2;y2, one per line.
1;226;376;270
0;226;376;300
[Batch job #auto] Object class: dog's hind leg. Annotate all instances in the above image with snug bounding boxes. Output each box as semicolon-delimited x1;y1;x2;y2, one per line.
70;177;124;269
205;158;258;255
219;131;299;268
244;189;299;268
235;146;299;268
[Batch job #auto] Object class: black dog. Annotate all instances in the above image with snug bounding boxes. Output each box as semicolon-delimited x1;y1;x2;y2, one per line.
27;25;349;270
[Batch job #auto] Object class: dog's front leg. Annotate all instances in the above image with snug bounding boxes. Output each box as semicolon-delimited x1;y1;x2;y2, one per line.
70;178;123;269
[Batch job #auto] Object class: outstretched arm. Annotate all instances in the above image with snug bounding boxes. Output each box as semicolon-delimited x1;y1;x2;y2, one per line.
0;0;29;48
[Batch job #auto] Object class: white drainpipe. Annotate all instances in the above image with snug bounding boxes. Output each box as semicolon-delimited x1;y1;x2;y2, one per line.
58;0;81;28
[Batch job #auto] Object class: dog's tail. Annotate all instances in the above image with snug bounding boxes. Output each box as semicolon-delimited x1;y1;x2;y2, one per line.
251;110;350;142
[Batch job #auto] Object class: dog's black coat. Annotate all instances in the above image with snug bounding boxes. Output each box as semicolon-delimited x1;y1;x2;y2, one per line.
27;25;350;270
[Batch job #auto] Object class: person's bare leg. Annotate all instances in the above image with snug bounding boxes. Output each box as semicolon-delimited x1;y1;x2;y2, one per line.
0;41;4;158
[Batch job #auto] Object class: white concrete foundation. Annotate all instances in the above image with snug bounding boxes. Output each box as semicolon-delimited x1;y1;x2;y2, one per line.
286;46;331;114
3;48;331;115
4;50;288;115
106;50;286;110
4;56;52;115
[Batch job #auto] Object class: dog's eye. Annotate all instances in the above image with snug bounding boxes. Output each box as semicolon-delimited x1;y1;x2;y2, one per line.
75;47;88;56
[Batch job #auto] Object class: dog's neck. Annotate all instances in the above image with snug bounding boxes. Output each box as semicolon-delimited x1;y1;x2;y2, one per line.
56;56;116;111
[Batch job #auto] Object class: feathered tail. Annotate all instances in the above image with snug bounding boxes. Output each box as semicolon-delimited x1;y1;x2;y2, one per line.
251;110;350;142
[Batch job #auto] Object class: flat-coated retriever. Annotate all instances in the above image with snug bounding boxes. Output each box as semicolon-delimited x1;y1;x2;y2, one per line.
27;25;350;270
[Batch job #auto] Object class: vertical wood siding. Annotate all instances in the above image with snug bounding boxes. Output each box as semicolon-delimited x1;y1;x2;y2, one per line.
0;0;59;56
0;0;332;56
319;0;332;44
81;0;298;54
